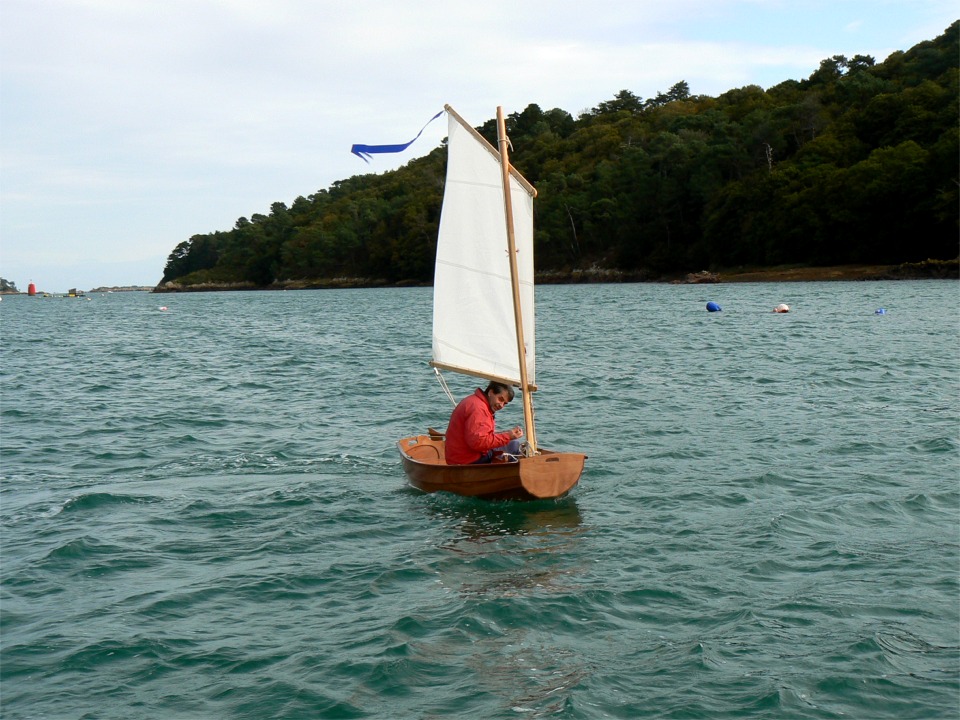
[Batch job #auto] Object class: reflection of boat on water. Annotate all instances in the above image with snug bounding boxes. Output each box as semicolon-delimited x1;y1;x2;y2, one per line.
397;105;586;500
424;495;586;599
409;494;590;708
426;495;584;544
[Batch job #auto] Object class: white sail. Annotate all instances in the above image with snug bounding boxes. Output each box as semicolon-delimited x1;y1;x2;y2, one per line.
431;107;536;388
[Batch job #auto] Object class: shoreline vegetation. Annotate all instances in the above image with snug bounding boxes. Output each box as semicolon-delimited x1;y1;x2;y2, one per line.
152;258;958;293
2;261;954;297
157;26;958;295
8;28;956;298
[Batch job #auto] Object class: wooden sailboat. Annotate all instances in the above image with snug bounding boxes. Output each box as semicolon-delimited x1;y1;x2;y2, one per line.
397;105;586;500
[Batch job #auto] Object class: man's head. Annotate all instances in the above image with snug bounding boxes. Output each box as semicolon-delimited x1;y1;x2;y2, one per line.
484;381;515;413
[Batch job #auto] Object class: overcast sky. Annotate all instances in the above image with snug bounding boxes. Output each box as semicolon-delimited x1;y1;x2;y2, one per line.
1;0;955;292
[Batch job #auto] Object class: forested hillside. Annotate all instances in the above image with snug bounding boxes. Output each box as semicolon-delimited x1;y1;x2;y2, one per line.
161;22;958;288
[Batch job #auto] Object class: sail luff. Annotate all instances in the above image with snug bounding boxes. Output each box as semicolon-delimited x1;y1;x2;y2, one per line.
496;107;538;455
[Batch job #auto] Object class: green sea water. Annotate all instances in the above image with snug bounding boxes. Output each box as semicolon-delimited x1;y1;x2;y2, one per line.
1;281;957;719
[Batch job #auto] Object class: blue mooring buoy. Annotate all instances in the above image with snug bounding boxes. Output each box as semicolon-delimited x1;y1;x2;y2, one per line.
706;301;722;312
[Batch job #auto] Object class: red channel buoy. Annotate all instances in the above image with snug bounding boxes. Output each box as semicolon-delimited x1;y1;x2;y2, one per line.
27;282;37;296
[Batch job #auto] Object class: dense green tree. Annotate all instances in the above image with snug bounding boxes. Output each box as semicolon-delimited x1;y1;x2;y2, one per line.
161;22;958;288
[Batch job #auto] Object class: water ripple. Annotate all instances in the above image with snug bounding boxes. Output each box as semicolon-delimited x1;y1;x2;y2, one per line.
1;283;957;719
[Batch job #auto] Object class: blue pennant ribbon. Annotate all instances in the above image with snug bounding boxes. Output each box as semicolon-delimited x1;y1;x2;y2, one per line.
351;110;444;163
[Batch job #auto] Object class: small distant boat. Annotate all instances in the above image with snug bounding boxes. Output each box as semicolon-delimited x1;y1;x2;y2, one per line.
397;105;586;501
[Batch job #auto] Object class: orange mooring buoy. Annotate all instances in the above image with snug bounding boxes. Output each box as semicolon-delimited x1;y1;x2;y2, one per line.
27;282;37;296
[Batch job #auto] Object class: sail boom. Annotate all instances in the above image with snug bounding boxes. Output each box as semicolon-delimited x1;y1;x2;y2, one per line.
429;361;538;392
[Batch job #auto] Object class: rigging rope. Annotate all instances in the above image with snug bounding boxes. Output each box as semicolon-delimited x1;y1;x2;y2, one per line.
434;368;457;407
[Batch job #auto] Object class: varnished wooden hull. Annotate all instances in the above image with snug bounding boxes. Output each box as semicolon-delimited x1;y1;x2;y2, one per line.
397;434;585;500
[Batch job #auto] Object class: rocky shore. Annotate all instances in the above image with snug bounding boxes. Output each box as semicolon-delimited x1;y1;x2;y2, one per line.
152;259;958;292
715;259;958;282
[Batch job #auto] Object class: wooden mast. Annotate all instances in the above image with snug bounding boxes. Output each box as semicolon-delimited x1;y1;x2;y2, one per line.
496;106;538;455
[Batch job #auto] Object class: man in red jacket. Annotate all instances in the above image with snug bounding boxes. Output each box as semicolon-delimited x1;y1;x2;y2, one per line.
445;381;524;465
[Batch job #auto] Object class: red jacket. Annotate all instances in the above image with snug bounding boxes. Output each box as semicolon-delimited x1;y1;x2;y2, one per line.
445;389;514;465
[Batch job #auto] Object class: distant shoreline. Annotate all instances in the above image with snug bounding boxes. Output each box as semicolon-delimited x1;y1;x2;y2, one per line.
0;286;153;296
711;262;958;283
7;262;953;296
151;260;958;292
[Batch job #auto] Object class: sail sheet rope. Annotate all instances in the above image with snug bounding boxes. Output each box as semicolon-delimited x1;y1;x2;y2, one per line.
433;367;457;407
